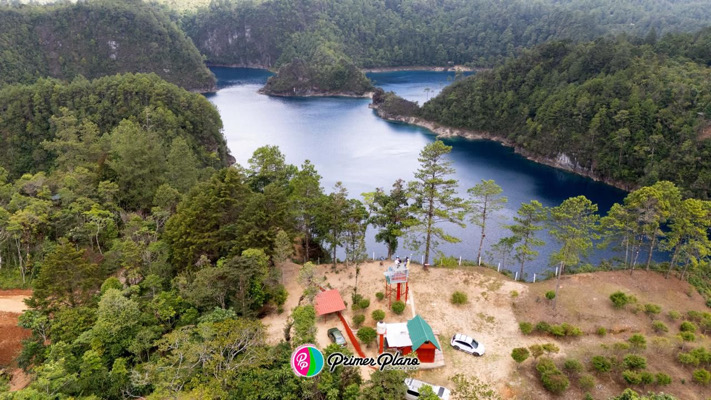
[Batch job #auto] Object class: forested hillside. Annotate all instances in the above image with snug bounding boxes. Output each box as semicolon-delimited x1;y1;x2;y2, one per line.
416;35;711;199
183;0;711;69
0;0;215;91
0;74;231;185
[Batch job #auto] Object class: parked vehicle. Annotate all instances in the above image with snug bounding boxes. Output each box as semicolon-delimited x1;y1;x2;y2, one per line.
404;378;451;400
327;327;347;346
450;333;485;356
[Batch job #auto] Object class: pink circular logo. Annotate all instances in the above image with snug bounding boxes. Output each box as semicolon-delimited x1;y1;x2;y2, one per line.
291;344;325;377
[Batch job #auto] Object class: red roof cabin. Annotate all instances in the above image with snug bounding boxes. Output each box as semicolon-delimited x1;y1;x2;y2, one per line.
314;289;346;318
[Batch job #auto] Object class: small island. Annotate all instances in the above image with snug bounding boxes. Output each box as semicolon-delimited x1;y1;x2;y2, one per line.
260;57;374;97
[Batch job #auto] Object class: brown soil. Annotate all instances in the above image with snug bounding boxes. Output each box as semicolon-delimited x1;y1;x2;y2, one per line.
512;270;711;400
266;264;711;399
0;290;32;391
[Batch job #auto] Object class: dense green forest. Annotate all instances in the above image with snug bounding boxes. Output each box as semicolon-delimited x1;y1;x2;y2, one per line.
411;33;711;199
0;0;215;91
183;0;711;69
0;73;231;183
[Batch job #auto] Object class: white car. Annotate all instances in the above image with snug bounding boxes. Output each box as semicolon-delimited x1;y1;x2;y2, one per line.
450;333;485;356
405;378;451;400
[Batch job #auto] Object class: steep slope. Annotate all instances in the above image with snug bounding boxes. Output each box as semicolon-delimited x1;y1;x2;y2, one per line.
0;0;215;91
0;73;231;179
417;37;711;198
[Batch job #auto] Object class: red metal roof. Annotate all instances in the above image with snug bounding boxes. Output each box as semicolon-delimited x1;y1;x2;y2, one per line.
315;289;346;316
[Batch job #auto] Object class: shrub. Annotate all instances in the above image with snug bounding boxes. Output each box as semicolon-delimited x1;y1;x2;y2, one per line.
596;327;607;337
644;303;662;317
391;300;406;315
371;309;385;322
511;347;530;364
668;310;681;321
591;356;612;373
640;371;653;385
655;372;672;385
693;368;711;385
678;331;696;342
622;370;642;385
628;334;647;350
652;320;669;334
610;291;632;309
375;292;385;301
519;322;533;335
680;321;698;333
562;323;583;337
529;344;543;358
536;321;551;333
451;291;468;305
510;290;519;298
613;342;631;352
101;277;123;294
578;374;595;391
358;298;371;309
545;291;556;300
352;314;365;328
351;293;364;311
542;343;559;353
678;352;700;367
563;359;583;374
690;347;711;364
549;325;566;337
536;359;569;394
357;327;377;346
623;354;647;370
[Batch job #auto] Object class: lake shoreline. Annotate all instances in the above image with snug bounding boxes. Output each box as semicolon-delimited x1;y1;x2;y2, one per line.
370;104;634;193
362;65;483;73
258;88;374;99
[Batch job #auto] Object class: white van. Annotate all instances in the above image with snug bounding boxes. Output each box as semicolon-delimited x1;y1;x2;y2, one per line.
404;378;451;400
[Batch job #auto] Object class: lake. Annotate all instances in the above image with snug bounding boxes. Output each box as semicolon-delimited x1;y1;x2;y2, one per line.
206;67;635;279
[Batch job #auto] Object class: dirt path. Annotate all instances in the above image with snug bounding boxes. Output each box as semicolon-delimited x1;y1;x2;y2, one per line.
0;290;32;391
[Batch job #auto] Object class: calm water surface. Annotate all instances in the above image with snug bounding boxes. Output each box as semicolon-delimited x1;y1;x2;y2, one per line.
206;67;633;278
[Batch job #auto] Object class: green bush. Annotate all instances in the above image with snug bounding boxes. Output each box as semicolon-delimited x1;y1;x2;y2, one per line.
628;334;647;350
613;342;631;352
623;354;647;370
511;347;530;364
678;352;701;367
391;300;406;315
562;323;583;337
693;368;711;385
678;331;696;342
357;327;377;346
101;277;123;294
536;321;551;333
536;359;569;394
591;356;612;373
596;327;607;337
640;371;654;385
545;291;556;300
519;322;533;335
542;343;560;353
655;372;672;385
352;314;365;328
549;325;566;337
529;344;543;358
610;291;632;308
644;303;662;316
680;321;698;333
352;293;363;305
371;309;385;322
668;310;681;320
358;298;371;309
563;359;583;374
622;370;642;385
451;291;468;305
652;320;669;334
375;292;385;301
578;374;595;391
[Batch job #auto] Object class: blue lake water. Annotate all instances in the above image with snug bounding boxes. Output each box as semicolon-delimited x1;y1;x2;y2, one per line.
206;67;638;279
